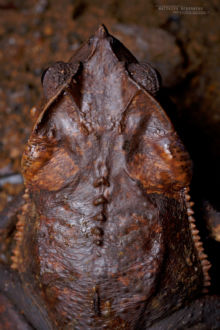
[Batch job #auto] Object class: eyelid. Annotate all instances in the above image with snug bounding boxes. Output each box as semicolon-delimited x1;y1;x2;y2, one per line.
41;67;49;85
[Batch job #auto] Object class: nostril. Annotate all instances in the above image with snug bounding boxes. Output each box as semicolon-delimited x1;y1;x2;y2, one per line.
94;24;109;39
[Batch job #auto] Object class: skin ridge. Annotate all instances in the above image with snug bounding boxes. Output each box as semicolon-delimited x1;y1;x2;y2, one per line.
183;187;211;290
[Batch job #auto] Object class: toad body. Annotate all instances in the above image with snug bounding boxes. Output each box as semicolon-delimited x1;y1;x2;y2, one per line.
0;25;219;330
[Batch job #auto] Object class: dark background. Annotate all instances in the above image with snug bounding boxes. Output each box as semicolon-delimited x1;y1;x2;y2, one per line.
0;0;219;293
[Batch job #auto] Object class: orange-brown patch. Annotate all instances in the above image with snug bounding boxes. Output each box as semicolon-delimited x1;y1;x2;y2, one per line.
118;276;130;286
26;148;79;191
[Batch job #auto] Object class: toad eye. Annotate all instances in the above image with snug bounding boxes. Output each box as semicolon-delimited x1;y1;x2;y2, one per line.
41;61;71;99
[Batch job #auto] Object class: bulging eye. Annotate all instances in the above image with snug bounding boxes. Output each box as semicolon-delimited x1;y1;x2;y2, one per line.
41;62;71;99
127;62;161;96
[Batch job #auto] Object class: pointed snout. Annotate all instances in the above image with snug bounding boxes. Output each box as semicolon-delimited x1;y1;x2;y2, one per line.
94;24;109;39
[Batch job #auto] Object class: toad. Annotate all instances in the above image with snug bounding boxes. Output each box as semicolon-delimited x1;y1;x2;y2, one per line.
0;25;219;329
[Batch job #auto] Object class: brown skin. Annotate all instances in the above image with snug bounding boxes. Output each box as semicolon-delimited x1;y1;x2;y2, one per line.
0;25;219;329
